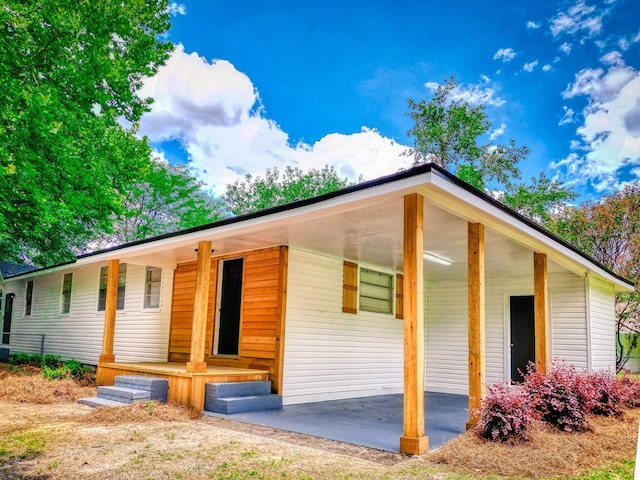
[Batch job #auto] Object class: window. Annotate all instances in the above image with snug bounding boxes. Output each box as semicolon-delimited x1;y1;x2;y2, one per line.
25;280;34;316
61;273;73;314
144;267;162;308
359;268;393;314
98;263;127;311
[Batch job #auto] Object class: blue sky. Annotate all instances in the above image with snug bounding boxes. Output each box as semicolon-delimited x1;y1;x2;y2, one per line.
140;0;640;200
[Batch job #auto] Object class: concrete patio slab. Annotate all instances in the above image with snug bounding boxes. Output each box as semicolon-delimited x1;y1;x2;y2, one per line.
204;392;468;452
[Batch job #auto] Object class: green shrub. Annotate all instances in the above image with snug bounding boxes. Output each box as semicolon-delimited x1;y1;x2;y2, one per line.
9;353;42;366
40;354;61;370
41;366;70;380
63;359;91;381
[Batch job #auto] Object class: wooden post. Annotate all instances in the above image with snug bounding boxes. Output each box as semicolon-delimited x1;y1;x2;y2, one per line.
400;193;429;455
187;240;212;374
466;223;486;429
99;259;119;364
534;252;549;372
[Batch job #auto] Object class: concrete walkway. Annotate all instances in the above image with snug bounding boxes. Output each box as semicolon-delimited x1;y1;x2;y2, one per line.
204;392;468;452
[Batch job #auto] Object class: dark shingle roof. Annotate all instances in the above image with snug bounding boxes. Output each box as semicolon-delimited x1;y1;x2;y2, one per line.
0;262;38;278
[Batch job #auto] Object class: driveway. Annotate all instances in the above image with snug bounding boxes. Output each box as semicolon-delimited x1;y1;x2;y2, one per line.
204;392;468;452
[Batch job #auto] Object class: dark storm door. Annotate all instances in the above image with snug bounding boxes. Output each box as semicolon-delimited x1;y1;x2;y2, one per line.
216;258;244;355
2;293;15;345
510;295;535;383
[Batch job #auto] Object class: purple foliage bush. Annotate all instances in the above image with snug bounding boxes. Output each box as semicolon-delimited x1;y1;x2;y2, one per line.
476;383;534;441
574;370;623;417
615;375;640;408
524;362;586;432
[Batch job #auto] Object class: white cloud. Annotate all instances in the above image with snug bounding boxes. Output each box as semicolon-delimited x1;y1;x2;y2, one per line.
618;37;630;51
542;64;552;72
633;31;640;43
599;51;624;66
554;65;640;191
559;106;575;125
138;45;409;193
425;77;506;107
493;48;516;62
559;42;573;55
167;2;186;15
523;60;539;72
550;0;604;39
526;21;541;29
489;123;506;141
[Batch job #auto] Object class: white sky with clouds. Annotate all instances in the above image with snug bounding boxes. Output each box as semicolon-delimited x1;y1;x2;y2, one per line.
149;1;640;198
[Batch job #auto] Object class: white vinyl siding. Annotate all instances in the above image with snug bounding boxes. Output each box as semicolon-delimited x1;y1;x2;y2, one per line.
588;275;616;371
4;264;173;365
549;273;588;368
283;248;404;405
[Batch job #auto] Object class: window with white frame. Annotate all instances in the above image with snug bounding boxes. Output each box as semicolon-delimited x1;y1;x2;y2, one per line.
24;280;34;316
359;268;393;314
144;267;162;308
97;264;127;311
61;273;73;314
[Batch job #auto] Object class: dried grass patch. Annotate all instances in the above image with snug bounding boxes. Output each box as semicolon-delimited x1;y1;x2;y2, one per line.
430;409;640;479
81;402;202;424
0;371;95;404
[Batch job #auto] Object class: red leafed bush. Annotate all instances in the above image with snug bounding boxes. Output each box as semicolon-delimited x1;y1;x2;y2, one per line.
574;370;623;417
615;375;640;408
524;362;586;432
476;383;534;442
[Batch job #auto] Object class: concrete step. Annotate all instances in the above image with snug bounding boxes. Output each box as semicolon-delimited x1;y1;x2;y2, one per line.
113;375;168;402
97;385;150;404
205;380;271;399
205;394;283;414
78;397;131;408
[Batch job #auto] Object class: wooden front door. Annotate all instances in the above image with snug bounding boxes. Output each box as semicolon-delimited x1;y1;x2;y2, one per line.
510;295;535;382
2;293;14;345
215;258;244;355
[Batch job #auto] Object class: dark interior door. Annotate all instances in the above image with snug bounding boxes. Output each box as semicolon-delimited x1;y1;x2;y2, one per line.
510;295;535;382
3;293;14;345
217;258;243;355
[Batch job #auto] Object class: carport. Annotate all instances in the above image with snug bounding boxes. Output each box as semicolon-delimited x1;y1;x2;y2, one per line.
204;392;468;452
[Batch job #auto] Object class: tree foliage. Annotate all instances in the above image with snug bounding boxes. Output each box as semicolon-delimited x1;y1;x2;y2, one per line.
0;0;173;265
405;76;575;222
548;184;640;371
87;159;225;250
222;165;357;216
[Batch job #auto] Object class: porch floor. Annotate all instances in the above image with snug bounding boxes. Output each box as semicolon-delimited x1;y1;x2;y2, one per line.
204;392;468;452
100;362;268;377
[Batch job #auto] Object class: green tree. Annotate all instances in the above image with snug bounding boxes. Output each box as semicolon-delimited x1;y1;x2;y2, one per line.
222;165;358;216
88;159;226;249
548;184;640;371
406;76;574;222
0;0;173;265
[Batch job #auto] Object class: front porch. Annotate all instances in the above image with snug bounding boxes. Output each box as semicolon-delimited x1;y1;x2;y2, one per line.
96;362;270;409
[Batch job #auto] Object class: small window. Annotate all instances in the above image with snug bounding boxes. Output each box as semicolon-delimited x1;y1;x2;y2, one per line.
98;263;127;311
144;267;162;308
25;280;34;316
359;268;393;314
61;273;73;313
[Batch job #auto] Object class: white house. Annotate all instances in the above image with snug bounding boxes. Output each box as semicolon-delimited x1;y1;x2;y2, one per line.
1;164;632;454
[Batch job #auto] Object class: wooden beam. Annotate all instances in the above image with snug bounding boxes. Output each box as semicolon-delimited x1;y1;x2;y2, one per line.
187;241;212;373
534;252;549;372
400;193;429;455
274;246;289;395
467;223;486;429
99;259;119;363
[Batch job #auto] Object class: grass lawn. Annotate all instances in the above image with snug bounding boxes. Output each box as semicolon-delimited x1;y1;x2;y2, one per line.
0;364;638;479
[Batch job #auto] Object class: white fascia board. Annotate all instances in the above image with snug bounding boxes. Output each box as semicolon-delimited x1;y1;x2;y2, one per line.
425;172;633;292
77;172;433;264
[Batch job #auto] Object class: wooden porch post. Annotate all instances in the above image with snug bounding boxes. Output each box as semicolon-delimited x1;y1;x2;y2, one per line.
534;252;549;372
186;240;212;374
400;193;429;455
466;223;485;429
99;259;119;364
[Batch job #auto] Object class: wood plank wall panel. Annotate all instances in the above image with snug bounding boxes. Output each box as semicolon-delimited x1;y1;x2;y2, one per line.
168;246;287;393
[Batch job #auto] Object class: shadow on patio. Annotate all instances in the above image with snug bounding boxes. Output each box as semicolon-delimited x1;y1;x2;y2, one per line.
204;392;468;452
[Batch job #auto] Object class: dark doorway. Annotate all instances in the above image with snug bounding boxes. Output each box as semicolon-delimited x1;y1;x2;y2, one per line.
3;293;15;345
510;295;535;383
216;258;244;355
